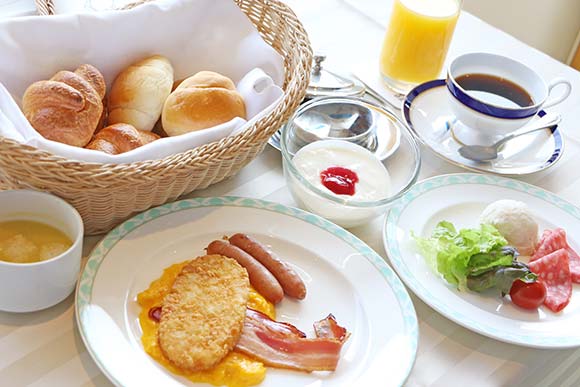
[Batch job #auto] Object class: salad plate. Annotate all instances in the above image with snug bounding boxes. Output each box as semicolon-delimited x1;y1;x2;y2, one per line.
77;196;418;386
403;80;563;176
384;173;580;348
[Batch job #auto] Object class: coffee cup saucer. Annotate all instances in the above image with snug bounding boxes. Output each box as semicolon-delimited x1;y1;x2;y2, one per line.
402;79;563;175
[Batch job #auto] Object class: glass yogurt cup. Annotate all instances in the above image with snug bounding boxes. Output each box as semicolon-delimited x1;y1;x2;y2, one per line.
281;97;421;228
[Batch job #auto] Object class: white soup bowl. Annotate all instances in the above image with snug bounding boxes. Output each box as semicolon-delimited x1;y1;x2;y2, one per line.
0;190;83;312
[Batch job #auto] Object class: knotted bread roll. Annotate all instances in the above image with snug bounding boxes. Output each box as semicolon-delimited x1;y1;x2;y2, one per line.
108;55;174;131
162;71;246;136
22;64;106;147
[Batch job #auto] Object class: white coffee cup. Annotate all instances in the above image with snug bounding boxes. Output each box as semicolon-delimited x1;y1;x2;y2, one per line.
0;190;83;312
446;52;571;145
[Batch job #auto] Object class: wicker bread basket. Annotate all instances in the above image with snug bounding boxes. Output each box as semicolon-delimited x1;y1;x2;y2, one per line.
1;0;312;235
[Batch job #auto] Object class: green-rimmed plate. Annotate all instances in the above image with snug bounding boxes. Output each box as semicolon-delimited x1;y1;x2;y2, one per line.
384;173;580;348
76;197;418;386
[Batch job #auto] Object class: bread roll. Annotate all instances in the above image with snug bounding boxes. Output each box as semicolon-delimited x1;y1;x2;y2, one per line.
74;64;106;98
85;123;160;155
22;64;105;147
108;55;174;131
162;71;246;137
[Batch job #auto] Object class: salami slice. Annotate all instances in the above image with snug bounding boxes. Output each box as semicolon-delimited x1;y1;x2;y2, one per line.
529;248;572;313
533;230;554;256
531;229;566;261
569;247;580;283
531;228;580;283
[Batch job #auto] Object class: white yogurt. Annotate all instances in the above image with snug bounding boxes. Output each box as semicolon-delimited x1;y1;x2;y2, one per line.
293;140;391;200
288;140;391;227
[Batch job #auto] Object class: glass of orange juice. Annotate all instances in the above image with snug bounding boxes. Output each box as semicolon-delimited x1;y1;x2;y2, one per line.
380;0;461;93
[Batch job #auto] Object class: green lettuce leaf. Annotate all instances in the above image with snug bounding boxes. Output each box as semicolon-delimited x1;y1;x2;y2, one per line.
466;247;517;277
467;263;537;295
413;221;508;290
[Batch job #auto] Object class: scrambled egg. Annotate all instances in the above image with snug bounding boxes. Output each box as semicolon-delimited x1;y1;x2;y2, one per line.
137;261;275;387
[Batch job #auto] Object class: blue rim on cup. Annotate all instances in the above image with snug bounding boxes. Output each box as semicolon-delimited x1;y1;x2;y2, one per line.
445;52;572;145
447;52;572;118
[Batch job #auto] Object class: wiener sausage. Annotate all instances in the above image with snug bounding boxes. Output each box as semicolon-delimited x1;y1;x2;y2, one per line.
207;240;284;304
229;233;307;300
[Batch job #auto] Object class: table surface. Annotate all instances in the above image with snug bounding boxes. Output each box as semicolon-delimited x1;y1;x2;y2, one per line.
1;0;580;386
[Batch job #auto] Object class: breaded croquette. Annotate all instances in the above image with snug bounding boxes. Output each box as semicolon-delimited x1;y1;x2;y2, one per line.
158;254;250;371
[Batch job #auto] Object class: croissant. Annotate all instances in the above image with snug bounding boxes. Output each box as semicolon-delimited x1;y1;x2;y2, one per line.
22;64;106;147
85;123;160;155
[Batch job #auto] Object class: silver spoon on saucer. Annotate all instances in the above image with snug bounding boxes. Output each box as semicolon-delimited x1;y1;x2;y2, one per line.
458;113;561;162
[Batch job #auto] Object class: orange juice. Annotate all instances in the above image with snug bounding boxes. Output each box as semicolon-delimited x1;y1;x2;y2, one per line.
380;0;460;92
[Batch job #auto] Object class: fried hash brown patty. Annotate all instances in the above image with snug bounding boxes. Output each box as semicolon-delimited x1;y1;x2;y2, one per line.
158;254;250;371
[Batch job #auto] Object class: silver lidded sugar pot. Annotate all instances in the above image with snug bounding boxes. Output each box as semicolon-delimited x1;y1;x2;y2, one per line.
306;55;366;99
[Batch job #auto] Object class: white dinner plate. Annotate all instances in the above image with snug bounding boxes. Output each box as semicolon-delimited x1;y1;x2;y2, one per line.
77;197;418;386
384;173;580;348
402;80;563;176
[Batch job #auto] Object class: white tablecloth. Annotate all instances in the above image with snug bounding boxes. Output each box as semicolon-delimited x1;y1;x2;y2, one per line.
1;0;580;386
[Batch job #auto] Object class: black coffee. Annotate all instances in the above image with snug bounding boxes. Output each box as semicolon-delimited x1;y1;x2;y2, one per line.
455;73;534;108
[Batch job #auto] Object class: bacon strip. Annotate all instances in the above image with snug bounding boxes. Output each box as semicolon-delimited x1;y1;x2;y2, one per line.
314;314;351;342
235;309;349;372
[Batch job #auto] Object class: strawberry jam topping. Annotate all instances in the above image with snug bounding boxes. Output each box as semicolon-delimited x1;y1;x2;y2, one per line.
320;167;359;196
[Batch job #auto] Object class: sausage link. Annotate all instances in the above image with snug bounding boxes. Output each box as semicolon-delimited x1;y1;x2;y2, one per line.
207;240;284;304
229;233;306;300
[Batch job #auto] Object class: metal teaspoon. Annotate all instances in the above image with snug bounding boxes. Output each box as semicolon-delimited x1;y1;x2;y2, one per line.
458;113;562;162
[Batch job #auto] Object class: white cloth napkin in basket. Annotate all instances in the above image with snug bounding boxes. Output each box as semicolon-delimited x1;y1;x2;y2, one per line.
0;0;284;163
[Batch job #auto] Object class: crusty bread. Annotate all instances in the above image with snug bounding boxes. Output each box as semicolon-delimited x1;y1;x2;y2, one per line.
74;63;106;99
22;64;105;147
85;123;160;155
108;55;174;131
162;71;246;136
158;254;249;371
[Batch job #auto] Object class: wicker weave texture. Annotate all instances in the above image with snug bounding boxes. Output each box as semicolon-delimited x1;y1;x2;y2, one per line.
35;0;55;15
4;0;312;235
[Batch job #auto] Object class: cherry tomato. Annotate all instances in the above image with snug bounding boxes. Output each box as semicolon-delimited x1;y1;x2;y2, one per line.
509;280;547;310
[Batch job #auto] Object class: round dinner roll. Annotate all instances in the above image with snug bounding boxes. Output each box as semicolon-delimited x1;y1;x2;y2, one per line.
108;55;174;131
162;71;246;137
